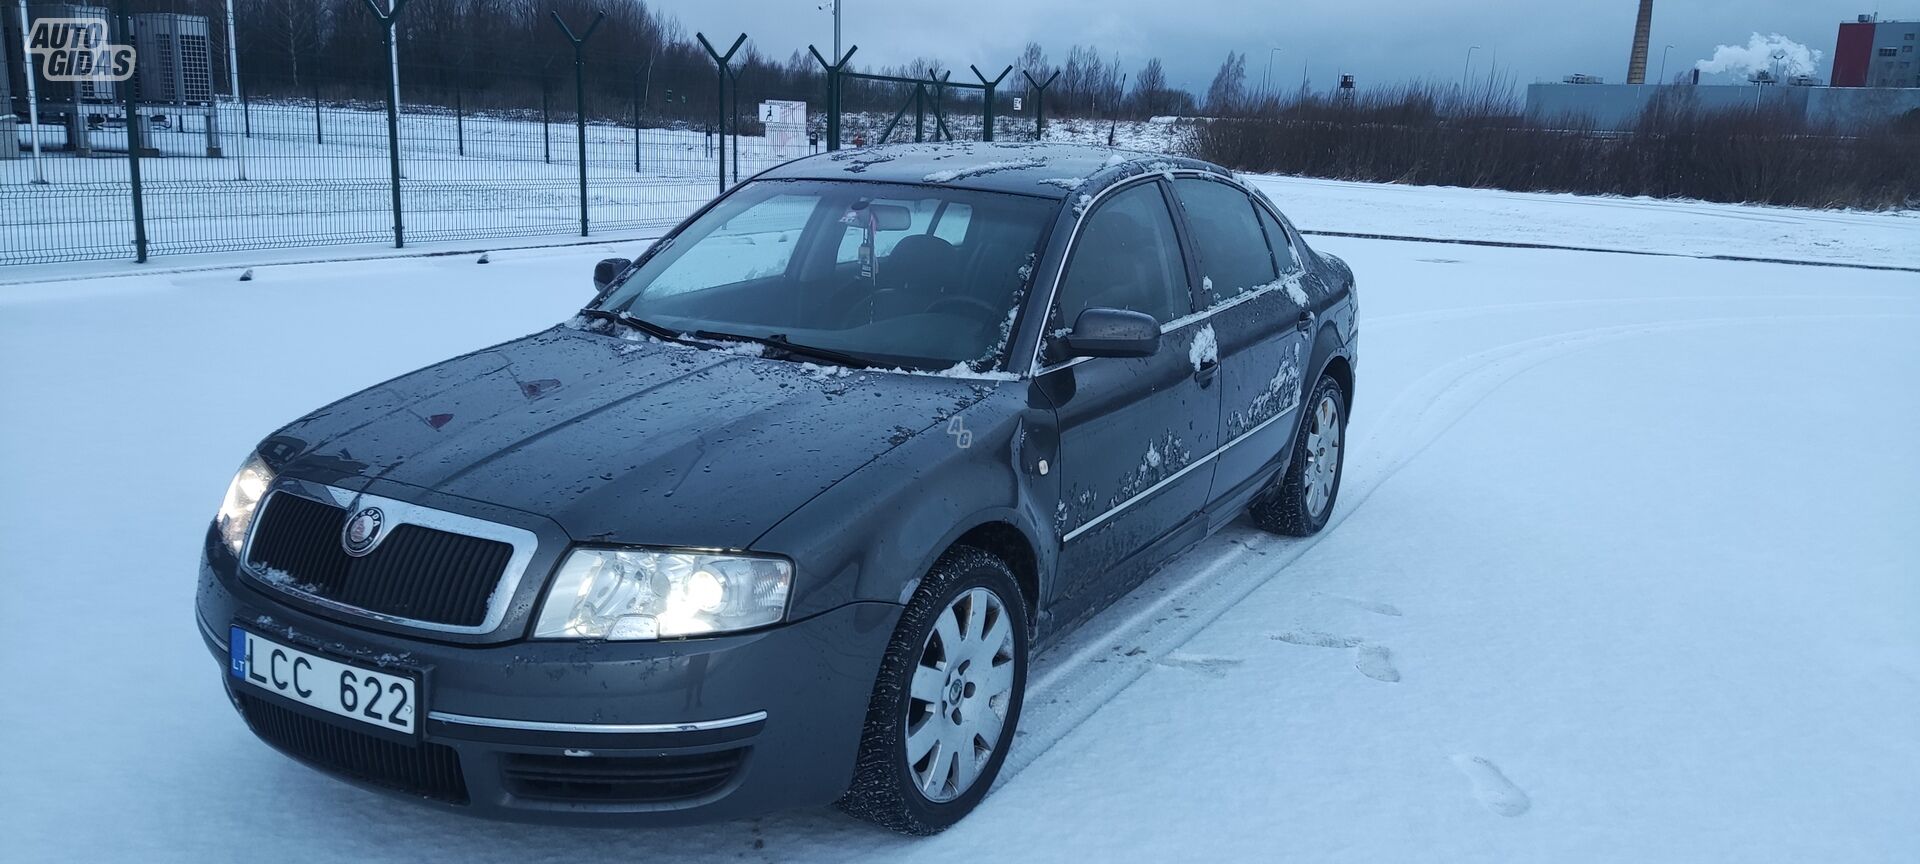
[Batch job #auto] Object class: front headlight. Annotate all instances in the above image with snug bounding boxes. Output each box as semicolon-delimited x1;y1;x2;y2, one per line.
534;547;792;640
216;454;275;557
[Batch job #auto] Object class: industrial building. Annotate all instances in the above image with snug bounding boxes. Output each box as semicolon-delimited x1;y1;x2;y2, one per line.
1525;6;1920;132
1526;82;1920;131
1832;15;1920;89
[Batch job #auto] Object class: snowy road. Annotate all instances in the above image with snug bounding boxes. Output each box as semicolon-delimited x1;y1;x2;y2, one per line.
2;189;1916;862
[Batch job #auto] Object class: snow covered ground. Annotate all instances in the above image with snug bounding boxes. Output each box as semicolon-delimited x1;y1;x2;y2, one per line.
1;185;1916;862
1246;174;1920;270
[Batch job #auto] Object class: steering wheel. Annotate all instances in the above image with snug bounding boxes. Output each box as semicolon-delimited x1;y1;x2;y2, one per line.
927;295;1004;322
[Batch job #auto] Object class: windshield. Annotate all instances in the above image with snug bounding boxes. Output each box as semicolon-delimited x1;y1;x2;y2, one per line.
595;180;1056;372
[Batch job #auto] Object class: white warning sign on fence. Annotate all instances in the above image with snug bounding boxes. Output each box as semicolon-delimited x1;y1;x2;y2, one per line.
760;100;808;153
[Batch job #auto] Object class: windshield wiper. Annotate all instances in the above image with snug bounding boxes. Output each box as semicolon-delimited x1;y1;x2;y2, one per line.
577;307;706;348
692;329;878;370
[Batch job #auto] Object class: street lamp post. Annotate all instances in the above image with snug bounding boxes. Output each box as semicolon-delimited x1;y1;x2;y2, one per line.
1659;44;1675;85
1463;45;1481;89
818;1;841;62
1264;47;1283;94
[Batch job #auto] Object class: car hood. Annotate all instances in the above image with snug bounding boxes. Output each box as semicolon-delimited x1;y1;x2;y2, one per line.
267;323;1003;548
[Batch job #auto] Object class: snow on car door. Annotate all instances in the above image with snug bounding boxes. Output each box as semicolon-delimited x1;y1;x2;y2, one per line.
1168;177;1313;512
1038;179;1220;614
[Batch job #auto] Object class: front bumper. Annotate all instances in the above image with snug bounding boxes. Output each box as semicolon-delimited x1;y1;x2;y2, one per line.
196;539;899;825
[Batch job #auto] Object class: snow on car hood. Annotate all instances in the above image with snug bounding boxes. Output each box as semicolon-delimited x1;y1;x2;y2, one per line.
265;324;1001;549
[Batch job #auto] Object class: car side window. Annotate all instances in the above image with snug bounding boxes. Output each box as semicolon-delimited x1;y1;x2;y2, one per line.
1172;178;1278;307
932;203;973;246
1254;203;1301;275
1052;182;1191;344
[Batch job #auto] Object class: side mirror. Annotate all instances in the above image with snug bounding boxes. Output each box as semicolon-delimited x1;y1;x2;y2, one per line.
1064;307;1161;359
593;257;632;291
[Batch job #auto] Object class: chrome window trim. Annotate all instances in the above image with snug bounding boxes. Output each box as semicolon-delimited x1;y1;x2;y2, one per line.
239;479;540;636
426;709;768;734
1061;389;1302;543
1027;168;1308;377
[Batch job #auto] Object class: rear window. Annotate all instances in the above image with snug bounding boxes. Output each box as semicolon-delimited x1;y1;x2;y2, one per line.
1255;203;1300;275
1172;178;1278;306
835;200;974;262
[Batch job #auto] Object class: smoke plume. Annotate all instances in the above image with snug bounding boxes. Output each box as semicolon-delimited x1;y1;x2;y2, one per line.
1695;33;1824;80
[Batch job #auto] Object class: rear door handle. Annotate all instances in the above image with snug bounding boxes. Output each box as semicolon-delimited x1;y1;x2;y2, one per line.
1295;310;1316;332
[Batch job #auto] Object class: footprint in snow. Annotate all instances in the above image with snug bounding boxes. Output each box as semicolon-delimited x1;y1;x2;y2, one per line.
1270;630;1360;649
1353;643;1401;683
1452;755;1531;817
1271;631;1401;682
1158;653;1244;678
1318;593;1404;617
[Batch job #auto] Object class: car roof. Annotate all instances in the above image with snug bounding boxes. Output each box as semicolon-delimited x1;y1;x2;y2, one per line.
757;142;1230;199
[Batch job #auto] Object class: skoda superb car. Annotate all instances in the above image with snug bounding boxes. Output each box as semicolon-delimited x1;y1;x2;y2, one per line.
197;142;1358;834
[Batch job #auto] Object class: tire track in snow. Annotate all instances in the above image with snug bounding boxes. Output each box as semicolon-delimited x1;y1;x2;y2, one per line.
991;310;1920;795
1364;294;1919;332
1301;230;1920;274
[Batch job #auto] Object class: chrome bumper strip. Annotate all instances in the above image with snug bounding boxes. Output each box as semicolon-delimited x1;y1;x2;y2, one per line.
425;709;769;735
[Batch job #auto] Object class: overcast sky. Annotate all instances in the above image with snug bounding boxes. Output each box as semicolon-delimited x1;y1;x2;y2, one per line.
647;0;1919;94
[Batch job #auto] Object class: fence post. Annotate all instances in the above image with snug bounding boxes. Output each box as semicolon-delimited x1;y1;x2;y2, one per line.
972;65;1010;142
728;65;739;185
696;33;746;195
928;70;953;141
808;45;856;151
541;83;551;163
551;9;605;238
1023;70;1059;140
454;85;464;156
914;83;925;142
115;0;148;262
221;0;245;173
17;0;48;181
362;0;411;248
633;71;641;172
311;72;323;144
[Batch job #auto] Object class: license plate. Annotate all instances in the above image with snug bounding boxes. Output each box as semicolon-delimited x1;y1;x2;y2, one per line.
229;627;418;734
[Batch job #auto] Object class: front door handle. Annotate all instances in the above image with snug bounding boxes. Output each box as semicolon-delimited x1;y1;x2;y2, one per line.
1295;310;1316;332
1194;359;1220;387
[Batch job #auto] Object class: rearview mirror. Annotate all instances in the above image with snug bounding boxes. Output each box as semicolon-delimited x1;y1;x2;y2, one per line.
593;257;631;291
1064;307;1161;359
864;204;913;231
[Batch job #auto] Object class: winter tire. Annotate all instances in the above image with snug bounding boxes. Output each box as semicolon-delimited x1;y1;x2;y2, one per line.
1251;374;1346;536
838;546;1029;835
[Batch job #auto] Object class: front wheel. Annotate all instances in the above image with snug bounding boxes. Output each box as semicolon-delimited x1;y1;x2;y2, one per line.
1251;374;1347;536
839;547;1029;835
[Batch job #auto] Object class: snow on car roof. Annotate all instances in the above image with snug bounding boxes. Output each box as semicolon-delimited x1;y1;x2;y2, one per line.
760;142;1225;199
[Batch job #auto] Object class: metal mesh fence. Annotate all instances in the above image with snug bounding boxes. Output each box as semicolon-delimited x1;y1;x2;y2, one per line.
2;26;813;266
1;8;1056;268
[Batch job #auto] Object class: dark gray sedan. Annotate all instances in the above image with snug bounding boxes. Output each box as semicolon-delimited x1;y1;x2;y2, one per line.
196;142;1358;834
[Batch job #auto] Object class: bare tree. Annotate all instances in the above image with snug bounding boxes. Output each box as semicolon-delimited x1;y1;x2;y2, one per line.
1016;41;1051;84
1206;51;1247;115
1132;56;1170;116
244;0;322;89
